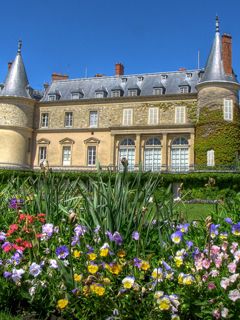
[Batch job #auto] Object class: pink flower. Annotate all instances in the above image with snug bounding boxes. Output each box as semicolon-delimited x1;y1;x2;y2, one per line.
212;309;221;319
209;269;219;277
202;259;211;269
210;245;220;255
228;262;237;274
228;289;240;302
221;241;228;252
229;273;239;283
220;278;230;290
214;258;222;268
230;242;238;253
208;282;216;290
221;307;229;318
233;250;240;262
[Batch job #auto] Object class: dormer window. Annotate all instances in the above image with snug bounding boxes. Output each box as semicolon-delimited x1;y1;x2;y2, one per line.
186;73;192;78
71;91;83;100
161;74;168;80
48;95;57;101
137;76;144;82
153;87;165;95
111;90;121;98
121;77;128;83
179;86;190;94
128;89;139;97
95;87;107;98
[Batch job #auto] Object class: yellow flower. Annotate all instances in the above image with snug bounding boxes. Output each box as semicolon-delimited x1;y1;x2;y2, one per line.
157;297;171;310
141;261;150;271
122;276;135;289
151;268;163;281
88;253;97;261
154;291;164;299
57;299;68;309
102;277;111;284
88;264;99;274
174;256;183;267
109;263;122;275
178;273;184;284
73;250;81;258
74;273;82;282
83;285;89;296
100;248;109;257
94;284;105;296
117;250;126;258
182;275;194;285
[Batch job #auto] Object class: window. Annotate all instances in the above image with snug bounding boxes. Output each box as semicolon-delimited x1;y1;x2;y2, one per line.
88;146;96;166
186;73;192;78
224;99;233;121
62;146;71;166
121;77;128;83
64;112;73;127
48;95;56;101
40;113;49;128
207;149;215;167
111;90;121;97
179;86;190;94
161;74;168;80
71;92;83;100
123;109;133;125
175;106;185;124
128;89;138;96
171;137;189;172
118;138;135;171
148;107;159;125
137;76;144;82
95;92;104;98
153;87;164;95
144;138;161;172
39;146;47;164
89;111;98;128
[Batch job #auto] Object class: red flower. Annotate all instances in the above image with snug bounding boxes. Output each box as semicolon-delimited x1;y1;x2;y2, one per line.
12;244;25;251
22;241;32;248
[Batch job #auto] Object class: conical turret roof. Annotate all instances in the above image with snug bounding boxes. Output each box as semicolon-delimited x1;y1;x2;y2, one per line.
200;17;227;83
0;41;31;98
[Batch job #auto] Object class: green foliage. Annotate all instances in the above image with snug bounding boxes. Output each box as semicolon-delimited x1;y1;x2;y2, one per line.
195;107;240;165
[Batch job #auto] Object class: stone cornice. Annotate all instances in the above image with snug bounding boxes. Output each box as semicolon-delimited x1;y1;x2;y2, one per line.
0;96;36;107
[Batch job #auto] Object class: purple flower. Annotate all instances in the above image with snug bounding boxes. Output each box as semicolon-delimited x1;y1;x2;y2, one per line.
42;223;54;238
56;245;69;259
132;231;139;241
71;235;79;246
112;232;123;245
11;252;22;265
86;245;94;253
225;218;233;224
106;231;113;241
186;241;193;248
94;225;101;233
232;223;240;236
29;262;42;277
162;260;172;271
171;231;183;244
74;225;87;237
3;271;12;278
210;224;220;238
133;258;142;268
11;268;25;283
9;198;24;209
177;223;189;233
49;259;58;269
0;232;6;242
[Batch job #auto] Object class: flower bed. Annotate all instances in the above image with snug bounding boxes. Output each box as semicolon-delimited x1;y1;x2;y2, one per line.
0;204;239;319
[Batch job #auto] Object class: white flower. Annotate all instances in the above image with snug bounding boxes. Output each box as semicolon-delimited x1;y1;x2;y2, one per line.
220;278;230;290
49;259;58;269
11;268;25;283
228;289;240;302
29;286;36;296
229;273;239;283
221;307;229;318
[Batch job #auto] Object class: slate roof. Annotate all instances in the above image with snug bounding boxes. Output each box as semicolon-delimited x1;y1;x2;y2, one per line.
41;69;201;102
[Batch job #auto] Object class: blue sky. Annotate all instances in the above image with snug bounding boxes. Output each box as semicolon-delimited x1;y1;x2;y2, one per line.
0;0;240;89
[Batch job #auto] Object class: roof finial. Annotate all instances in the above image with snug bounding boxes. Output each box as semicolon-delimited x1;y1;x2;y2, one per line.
17;40;22;54
216;15;219;33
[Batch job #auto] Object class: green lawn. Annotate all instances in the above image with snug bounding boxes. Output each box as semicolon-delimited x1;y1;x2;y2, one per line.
0;312;22;320
174;202;221;221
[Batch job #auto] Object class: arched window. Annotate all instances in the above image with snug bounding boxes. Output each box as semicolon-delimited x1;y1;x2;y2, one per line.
171;137;189;172
144;137;161;172
119;138;135;171
207;149;215;166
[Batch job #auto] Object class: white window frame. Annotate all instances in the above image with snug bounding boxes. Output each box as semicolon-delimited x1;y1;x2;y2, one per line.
48;95;56;101
71;92;81;100
123;108;133;126
128;89;138;97
111;90;121;97
223;99;233;121
207;149;215;167
179;86;189;94
153;87;164;95
89;111;98;128
175;106;186;124
64;112;73;128
95;92;104;98
148;107;159;125
62;146;72;166
39;146;47;164
40;113;49;128
87;146;96;166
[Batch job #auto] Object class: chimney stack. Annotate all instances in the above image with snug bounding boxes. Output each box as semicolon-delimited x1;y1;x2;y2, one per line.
51;73;69;81
8;61;13;71
115;63;124;76
222;34;232;75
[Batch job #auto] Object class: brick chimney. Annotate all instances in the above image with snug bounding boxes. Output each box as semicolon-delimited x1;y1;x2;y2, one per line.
222;33;232;75
8;61;13;71
51;73;69;81
115;63;124;76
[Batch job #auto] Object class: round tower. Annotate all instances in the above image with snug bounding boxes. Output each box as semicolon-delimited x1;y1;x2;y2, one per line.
195;17;240;167
0;41;35;168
